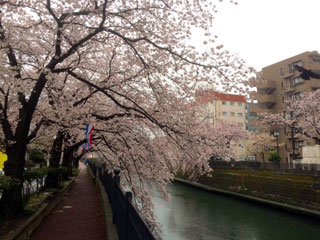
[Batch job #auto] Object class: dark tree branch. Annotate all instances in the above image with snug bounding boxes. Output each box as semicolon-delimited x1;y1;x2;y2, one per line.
92;112;144;121
64;136;101;154
73;89;99;107
27;119;46;143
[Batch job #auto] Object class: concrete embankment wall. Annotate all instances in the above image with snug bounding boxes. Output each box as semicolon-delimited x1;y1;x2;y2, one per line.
177;168;320;211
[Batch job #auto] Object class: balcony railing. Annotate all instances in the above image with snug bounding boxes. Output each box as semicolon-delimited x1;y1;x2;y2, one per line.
255;80;277;90
250;104;275;114
251;92;276;104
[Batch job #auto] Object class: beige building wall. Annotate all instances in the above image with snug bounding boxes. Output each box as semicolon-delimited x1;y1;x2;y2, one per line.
251;51;320;164
199;92;247;130
302;145;320;164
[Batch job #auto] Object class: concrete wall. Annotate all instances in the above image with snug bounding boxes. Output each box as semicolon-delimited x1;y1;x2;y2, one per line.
302;145;320;164
179;169;320;210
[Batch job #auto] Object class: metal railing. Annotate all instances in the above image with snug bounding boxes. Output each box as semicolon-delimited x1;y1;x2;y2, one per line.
88;161;160;240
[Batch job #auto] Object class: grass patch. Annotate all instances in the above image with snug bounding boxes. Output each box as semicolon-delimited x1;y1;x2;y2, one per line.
24;189;56;212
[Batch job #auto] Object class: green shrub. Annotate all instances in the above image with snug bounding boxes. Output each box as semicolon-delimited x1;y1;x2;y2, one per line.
23;168;49;181
0;176;21;190
268;150;281;162
29;149;46;165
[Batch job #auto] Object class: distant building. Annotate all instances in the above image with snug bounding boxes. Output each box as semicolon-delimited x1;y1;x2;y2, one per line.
195;90;247;129
250;51;320;164
302;145;320;165
246;103;258;132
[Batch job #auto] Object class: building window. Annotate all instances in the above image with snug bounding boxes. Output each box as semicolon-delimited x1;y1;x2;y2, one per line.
230;112;235;117
230;102;235;106
289;60;302;73
222;112;227;116
222;101;227;105
295;141;304;149
294;92;303;99
238;113;243;117
289;92;303;100
290;77;304;87
238;102;242;107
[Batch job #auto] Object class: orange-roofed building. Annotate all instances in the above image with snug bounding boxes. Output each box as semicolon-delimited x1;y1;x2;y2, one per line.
195;90;247;129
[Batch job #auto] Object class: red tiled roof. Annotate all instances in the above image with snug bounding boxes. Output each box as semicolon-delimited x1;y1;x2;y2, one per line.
195;90;246;104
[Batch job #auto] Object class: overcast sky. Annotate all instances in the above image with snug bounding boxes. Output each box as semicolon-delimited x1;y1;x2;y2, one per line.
212;0;320;71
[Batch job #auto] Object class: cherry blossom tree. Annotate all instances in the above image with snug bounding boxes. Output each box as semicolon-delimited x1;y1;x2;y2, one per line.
240;132;275;161
262;89;320;143
0;0;253;220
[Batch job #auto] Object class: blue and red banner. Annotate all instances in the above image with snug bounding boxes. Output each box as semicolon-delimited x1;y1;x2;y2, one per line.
83;124;94;151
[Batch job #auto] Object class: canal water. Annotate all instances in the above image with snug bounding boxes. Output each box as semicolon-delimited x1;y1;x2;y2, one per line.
153;182;320;240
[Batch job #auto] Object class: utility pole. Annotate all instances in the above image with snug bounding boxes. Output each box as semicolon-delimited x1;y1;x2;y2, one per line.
273;131;280;154
290;111;295;163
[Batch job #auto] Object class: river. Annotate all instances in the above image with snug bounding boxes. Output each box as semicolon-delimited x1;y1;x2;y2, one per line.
153;182;320;240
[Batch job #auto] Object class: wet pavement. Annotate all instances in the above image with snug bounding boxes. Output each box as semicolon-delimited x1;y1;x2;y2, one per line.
31;162;106;240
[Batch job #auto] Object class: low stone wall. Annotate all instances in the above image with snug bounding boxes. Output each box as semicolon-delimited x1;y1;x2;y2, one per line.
179;169;320;210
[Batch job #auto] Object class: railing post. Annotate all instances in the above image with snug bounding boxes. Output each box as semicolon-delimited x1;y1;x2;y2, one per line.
114;169;120;186
113;169;120;224
125;191;133;240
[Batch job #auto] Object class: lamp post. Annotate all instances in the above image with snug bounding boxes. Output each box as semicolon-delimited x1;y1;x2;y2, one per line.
273;131;280;154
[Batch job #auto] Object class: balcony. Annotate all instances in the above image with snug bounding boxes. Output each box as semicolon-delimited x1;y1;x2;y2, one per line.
256;80;277;91
251;92;276;104
281;70;295;79
250;104;275;114
283;88;295;94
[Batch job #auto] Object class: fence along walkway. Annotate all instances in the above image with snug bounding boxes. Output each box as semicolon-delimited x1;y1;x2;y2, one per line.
31;162;106;240
89;161;160;240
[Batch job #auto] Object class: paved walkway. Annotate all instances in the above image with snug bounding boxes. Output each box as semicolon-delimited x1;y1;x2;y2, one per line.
31;162;106;240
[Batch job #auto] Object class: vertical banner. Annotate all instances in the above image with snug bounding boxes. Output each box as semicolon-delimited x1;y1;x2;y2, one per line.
84;124;94;151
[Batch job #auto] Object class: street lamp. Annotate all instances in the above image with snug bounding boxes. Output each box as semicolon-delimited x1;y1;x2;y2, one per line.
273;131;280;154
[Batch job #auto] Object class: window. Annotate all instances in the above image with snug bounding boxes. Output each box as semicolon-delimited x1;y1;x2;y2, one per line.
280;67;284;76
249;112;257;117
294;92;303;99
295;141;304;149
238;113;243;117
290;77;304;87
230;102;235;106
289;92;303;100
238;102;242;107
222;112;227;116
289;60;302;73
230;112;235;117
222;101;227;105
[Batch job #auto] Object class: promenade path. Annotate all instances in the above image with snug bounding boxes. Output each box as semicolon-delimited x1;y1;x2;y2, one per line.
31;162;106;240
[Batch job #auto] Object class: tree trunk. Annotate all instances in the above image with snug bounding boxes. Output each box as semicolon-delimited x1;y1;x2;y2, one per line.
0;144;26;221
62;149;73;180
73;154;82;169
45;130;64;188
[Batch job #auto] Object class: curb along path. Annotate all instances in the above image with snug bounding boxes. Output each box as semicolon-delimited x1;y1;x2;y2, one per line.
31;162;106;240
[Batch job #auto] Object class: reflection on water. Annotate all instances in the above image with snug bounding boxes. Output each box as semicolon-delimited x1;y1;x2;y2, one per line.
152;183;320;240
